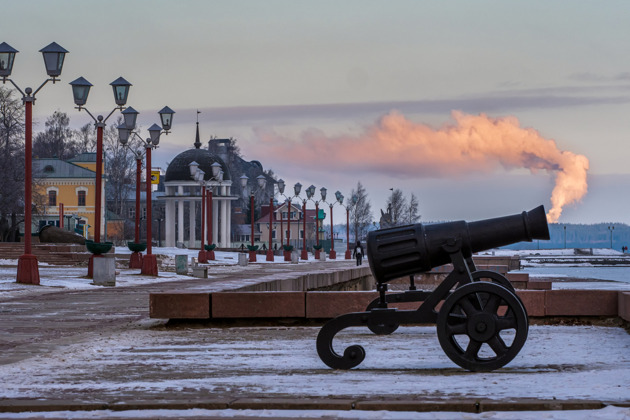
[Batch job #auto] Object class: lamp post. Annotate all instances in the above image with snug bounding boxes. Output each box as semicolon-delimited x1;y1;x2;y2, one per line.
329;191;344;259
277;180;303;261
1;42;68;285
608;225;615;249
240;174;267;262
70;75;131;276
266;197;275;261
189;161;223;262
301;185;317;261
311;187;327;259
342;194;358;259
118;107;175;275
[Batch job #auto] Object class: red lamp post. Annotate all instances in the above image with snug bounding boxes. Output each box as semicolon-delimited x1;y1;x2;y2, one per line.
194;167;208;263
1;41;68;285
128;155;144;268
266;197;274;261
240;174;267;262
70;75;132;277
344;194;358;260
118;107;175;275
59;203;64;228
277;180;303;261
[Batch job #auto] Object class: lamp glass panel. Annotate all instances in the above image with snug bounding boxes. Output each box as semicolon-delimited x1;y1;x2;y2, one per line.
0;52;14;76
43;52;64;76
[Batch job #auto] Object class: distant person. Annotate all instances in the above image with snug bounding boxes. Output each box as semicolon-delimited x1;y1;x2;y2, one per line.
353;241;364;266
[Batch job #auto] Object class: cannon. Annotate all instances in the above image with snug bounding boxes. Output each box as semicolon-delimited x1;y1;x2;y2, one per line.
316;205;550;372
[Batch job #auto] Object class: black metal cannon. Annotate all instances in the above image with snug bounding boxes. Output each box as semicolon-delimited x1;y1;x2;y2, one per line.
316;205;550;372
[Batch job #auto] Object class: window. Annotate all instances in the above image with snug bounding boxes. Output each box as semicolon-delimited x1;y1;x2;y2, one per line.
77;191;86;207
300;230;304;239
272;230;276;239
142;207;147;219
128;207;135;219
48;190;57;207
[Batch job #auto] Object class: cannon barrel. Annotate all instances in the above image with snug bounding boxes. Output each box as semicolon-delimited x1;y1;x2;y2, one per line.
367;205;550;283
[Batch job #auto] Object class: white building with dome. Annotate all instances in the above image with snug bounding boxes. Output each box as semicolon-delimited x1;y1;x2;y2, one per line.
161;123;236;248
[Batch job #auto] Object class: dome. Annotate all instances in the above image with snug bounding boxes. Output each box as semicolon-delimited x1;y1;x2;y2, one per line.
164;148;230;182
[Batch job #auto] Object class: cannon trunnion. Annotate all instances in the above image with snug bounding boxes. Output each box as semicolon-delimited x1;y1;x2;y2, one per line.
316;206;549;372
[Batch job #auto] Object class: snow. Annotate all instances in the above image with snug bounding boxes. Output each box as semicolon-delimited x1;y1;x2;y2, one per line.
1;247;629;418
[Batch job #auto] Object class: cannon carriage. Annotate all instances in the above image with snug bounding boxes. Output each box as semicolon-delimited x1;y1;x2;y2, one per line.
316;206;550;372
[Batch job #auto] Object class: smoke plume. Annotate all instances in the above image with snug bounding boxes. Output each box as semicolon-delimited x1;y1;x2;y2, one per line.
250;111;589;222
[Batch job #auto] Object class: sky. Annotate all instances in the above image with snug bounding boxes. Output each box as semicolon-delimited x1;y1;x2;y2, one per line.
4;1;630;224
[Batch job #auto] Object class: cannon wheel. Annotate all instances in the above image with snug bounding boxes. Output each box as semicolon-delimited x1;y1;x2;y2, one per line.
436;282;528;372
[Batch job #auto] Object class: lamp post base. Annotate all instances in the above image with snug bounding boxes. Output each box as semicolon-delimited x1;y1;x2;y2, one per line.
345;249;352;259
315;250;321;259
198;250;208;263
207;250;215;261
129;252;143;269
249;251;257;263
141;254;158;276
266;249;274;261
17;254;40;285
301;249;308;260
329;250;337;259
284;251;291;262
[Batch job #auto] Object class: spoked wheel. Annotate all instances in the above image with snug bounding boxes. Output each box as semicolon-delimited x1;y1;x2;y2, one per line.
471;270;516;293
437;282;528;372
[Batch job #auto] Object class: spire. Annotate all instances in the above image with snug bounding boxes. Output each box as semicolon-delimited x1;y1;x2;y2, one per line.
194;110;201;149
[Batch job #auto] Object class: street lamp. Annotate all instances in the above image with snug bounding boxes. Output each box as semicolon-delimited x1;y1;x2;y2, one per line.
71;75;132;276
305;185;324;259
240;174;267;262
341;193;358;259
118;107;175;275
1;42;68;285
190;162;223;262
277;180;303;261
608;225;615;249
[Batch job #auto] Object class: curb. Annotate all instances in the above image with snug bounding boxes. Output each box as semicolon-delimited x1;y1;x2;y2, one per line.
0;397;626;414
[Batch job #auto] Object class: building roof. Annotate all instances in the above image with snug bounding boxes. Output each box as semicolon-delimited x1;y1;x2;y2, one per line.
67;152;97;163
164;148;230;183
33;158;95;179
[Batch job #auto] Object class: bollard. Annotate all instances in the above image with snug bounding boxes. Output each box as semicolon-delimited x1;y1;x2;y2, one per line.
320;252;327;262
93;255;115;286
191;265;208;278
238;253;248;266
175;255;188;275
291;251;299;264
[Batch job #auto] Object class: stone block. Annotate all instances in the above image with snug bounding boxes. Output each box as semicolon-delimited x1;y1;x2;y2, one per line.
506;272;529;282
191;266;207;278
149;293;210;319
238;253;248;266
175;254;188;275
516;290;545;317
545;290;618;316
306;291;379;318
93;255;115;286
527;280;552;290
211;292;305;318
619;292;630;322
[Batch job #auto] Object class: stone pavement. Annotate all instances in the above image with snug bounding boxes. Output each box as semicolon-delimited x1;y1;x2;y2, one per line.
1;260;629;416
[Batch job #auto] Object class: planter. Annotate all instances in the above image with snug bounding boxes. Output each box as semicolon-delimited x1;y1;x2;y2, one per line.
127;242;147;253
85;240;113;255
204;244;217;251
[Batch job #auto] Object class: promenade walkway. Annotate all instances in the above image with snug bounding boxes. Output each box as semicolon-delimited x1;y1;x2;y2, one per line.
0;256;629;418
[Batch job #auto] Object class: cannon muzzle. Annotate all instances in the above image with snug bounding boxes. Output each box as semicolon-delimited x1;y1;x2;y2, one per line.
367;205;550;283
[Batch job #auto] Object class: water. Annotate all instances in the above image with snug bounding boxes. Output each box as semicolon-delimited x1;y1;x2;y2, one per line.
521;266;630;284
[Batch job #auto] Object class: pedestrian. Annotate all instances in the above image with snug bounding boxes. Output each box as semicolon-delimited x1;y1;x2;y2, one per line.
353;240;364;266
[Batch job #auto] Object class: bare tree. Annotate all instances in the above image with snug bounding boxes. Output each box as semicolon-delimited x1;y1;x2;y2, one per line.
404;193;421;224
386;188;407;226
0;87;25;241
33;111;78;159
75;122;96;153
349;181;372;242
104;117;144;218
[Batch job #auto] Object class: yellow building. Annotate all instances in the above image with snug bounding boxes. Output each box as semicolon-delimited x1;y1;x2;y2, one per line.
32;153;104;239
